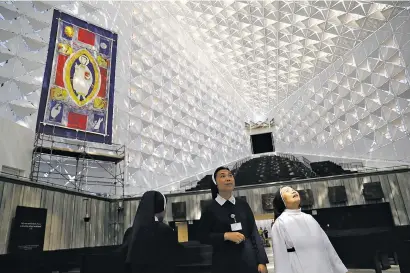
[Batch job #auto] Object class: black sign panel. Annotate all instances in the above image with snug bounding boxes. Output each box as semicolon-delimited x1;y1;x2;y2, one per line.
261;193;275;211
363;182;384;200
172;202;187;220
8;206;47;253
329;186;347;204
298;189;314;207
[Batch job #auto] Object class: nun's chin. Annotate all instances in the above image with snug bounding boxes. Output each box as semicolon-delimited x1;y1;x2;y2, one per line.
225;185;235;190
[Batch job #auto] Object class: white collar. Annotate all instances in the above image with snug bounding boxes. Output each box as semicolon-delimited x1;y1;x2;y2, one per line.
284;208;302;215
155;216;159;222
215;194;236;206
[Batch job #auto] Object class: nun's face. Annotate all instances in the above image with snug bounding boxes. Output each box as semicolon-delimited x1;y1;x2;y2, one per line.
156;210;165;222
281;186;300;209
216;169;235;193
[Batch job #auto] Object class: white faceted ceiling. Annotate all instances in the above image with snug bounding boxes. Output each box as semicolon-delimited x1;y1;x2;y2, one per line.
167;0;409;117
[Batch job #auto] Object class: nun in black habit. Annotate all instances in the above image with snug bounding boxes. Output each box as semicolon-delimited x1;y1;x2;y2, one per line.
198;167;269;273
125;191;181;273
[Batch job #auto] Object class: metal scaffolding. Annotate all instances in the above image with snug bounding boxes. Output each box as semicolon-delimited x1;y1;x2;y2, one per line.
30;124;125;197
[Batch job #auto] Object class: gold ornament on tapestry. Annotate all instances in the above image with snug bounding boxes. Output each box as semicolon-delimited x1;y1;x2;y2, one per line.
64;25;74;38
57;43;73;56
97;55;108;69
50;86;68;101
93;97;107;109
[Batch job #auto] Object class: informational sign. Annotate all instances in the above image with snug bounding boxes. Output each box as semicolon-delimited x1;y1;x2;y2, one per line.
37;10;117;144
8;206;47;253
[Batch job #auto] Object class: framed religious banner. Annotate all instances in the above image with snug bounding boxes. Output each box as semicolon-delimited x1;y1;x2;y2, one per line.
37;10;117;144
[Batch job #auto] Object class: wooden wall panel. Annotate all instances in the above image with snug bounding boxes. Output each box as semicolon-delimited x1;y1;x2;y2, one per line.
122;170;410;227
41;188;55;251
396;172;410;223
0;182;4;209
0;180;113;254
3;184;23;251
98;200;106;247
129;200;139;227
311;181;329;208
71;195;84;249
0;183;17;254
103;201;109;246
123;199;132;232
192;193;209;220
386;174;409;226
49;191;64;251
379;174;398;225
1;169;410;254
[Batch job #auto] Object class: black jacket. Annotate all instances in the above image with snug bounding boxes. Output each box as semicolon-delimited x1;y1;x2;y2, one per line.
126;222;182;273
198;198;269;273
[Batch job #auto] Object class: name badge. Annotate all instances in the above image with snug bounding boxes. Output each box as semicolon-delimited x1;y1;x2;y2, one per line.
231;222;242;231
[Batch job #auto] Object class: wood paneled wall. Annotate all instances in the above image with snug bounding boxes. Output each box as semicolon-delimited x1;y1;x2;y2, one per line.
0;178;116;255
1;169;410;254
122;169;410;228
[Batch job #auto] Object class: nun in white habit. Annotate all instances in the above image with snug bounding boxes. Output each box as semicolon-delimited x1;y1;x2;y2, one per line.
271;186;349;273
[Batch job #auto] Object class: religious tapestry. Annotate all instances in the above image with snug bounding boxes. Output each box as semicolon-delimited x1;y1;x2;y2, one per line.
37;10;117;144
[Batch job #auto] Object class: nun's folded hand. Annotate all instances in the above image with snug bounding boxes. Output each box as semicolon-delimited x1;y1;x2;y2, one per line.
224;232;245;244
258;264;267;273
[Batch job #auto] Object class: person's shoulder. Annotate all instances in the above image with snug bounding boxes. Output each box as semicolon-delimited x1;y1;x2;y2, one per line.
157;222;175;234
298;212;319;225
158;221;172;229
271;218;283;231
199;200;218;218
235;197;250;208
301;212;315;220
275;213;291;225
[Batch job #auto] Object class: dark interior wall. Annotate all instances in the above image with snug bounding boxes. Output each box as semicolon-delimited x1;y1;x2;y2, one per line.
251;133;274;154
188;220;201;242
304;203;396;269
307;203;395;230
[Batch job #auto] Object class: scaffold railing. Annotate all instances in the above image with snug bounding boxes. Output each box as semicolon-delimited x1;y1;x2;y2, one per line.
30;123;126;198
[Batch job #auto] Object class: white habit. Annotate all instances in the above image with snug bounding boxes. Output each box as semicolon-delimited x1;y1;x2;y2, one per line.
271;209;348;273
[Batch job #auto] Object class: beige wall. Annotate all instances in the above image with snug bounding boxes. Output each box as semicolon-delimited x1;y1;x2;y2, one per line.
176;222;189;243
0;119;34;176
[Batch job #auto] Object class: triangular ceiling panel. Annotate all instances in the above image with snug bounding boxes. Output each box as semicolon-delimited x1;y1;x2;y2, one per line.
168;1;407;117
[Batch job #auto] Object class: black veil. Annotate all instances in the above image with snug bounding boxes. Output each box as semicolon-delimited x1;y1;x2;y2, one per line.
210;166;230;199
125;190;166;263
273;188;286;219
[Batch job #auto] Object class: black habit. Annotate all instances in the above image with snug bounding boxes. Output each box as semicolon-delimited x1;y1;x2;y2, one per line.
198;197;269;273
125;191;182;273
128;221;180;273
